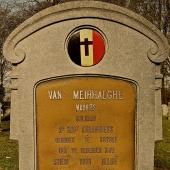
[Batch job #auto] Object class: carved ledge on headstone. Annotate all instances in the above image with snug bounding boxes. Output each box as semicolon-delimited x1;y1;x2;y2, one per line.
3;40;26;65
155;64;163;140
13;48;26;65
148;45;170;64
155;79;162;90
10;70;19;90
155;66;163;90
11;78;18;90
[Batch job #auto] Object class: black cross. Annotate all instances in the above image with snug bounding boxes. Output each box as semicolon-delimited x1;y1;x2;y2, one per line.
80;38;93;56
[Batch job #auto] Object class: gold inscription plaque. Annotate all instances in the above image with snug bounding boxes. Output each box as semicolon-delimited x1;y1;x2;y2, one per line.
35;75;136;170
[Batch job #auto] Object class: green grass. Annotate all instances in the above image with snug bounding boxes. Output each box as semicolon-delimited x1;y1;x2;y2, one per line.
155;117;170;169
0;121;18;170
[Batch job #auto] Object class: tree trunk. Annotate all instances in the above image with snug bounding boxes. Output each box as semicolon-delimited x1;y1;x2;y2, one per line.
125;0;131;8
158;0;162;30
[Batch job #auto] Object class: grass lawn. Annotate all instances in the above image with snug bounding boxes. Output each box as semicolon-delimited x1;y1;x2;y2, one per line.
0;117;170;170
155;117;170;170
0;121;18;170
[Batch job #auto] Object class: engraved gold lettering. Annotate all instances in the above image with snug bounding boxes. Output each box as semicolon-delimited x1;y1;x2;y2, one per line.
100;137;117;143
55;137;75;143
72;90;124;100
76;115;96;121
82;126;113;133
80;158;91;165
53;158;69;165
102;158;117;165
48;90;62;100
81;147;102;153
75;104;96;111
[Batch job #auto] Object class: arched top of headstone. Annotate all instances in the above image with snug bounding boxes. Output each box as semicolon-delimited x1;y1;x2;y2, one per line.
3;0;170;64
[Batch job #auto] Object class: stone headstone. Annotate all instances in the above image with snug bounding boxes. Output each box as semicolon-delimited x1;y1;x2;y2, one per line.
162;104;168;116
3;1;170;170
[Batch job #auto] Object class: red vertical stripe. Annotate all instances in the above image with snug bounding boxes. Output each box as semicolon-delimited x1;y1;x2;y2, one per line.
93;31;105;65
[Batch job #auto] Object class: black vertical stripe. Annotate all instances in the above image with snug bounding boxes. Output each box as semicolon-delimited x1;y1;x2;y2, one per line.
68;32;81;65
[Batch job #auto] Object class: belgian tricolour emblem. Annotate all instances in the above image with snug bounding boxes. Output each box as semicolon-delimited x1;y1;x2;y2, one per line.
68;29;105;67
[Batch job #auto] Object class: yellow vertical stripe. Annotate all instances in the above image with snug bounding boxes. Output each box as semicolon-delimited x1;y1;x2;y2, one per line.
80;29;93;66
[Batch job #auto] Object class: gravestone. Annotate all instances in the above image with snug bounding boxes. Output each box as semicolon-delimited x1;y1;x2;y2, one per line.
3;1;170;170
162;104;168;116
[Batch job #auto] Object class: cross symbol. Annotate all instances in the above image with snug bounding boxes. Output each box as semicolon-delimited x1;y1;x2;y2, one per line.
80;38;93;56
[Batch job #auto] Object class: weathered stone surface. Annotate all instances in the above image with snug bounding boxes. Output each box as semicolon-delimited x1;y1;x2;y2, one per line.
3;1;170;170
162;104;168;116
